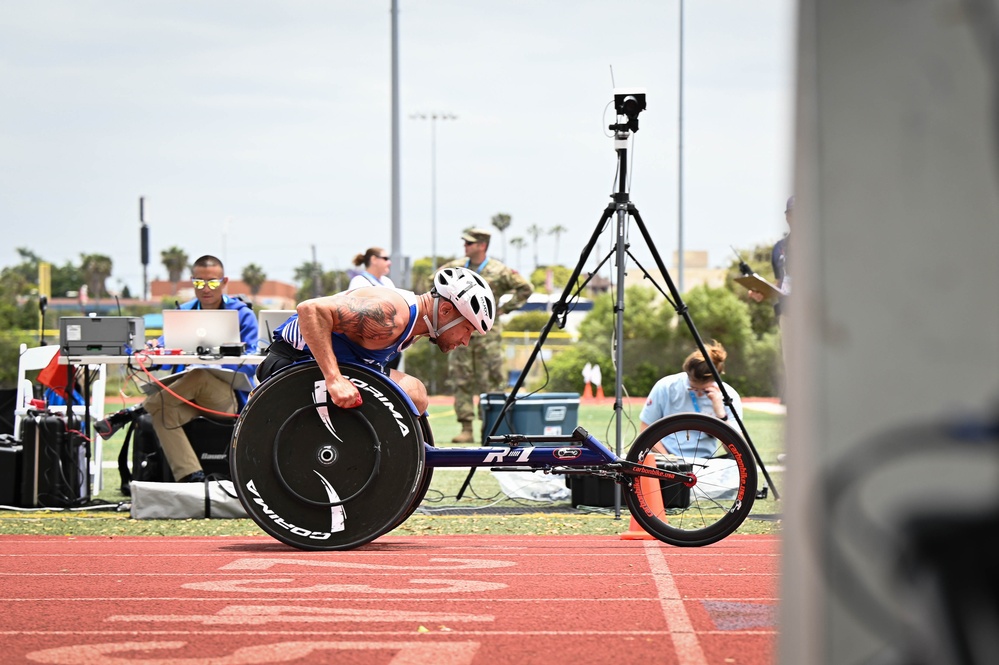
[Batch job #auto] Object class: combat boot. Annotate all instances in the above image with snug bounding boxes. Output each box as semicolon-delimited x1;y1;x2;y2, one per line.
451;422;475;443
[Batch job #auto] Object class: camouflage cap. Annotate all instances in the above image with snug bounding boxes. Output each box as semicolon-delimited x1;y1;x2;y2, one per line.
461;228;491;244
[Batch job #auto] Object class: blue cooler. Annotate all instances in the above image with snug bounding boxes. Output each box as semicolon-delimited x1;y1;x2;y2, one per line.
479;392;580;438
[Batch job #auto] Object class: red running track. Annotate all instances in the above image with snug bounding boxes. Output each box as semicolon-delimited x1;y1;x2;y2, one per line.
0;534;778;664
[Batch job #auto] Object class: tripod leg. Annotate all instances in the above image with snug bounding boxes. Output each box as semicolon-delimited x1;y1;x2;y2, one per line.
454;204;616;501
628;205;780;500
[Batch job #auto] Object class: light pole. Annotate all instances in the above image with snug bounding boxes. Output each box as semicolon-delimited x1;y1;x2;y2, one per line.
410;112;457;272
677;0;685;294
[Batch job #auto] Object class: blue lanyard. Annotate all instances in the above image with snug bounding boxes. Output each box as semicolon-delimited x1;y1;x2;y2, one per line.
464;257;489;274
688;390;702;413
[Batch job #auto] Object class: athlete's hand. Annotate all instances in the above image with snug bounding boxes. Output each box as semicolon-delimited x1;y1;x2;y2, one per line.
327;375;363;409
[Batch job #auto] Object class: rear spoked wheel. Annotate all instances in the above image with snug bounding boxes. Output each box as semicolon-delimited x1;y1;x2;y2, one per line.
623;413;757;547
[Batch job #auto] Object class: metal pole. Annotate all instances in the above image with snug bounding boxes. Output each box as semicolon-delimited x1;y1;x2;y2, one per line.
431;116;437;271
677;0;685;294
411;113;457;273
311;245;321;298
390;0;403;287
140;196;149;301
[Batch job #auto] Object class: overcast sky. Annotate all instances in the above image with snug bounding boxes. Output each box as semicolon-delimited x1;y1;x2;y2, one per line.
1;0;796;295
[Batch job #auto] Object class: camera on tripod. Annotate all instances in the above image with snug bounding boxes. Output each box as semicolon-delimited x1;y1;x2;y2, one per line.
611;87;647;133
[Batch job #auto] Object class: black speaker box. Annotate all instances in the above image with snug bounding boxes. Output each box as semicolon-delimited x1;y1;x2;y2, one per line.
131;414;173;483
182;417;234;479
130;414;233;483
20;413;89;508
567;476;617;508
0;388;16;435
0;434;23;506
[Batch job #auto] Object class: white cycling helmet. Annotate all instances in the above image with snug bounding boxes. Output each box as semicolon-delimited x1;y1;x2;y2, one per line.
423;267;496;340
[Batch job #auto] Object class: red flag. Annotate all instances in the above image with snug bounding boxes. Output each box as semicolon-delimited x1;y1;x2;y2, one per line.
37;349;72;399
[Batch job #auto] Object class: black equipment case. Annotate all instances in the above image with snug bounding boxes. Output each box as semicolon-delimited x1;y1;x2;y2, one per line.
567;454;692;509
20;412;90;508
0;434;23;506
118;414;234;494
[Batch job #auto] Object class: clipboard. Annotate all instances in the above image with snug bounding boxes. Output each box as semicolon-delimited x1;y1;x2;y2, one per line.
734;273;784;301
139;366;254;396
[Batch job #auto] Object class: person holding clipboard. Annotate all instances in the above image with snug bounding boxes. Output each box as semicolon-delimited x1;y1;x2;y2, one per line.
738;196;793;400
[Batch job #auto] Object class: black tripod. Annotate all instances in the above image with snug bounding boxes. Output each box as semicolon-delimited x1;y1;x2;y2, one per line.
457;97;779;504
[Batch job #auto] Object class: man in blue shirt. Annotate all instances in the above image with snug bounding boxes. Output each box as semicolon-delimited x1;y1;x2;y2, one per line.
95;255;258;482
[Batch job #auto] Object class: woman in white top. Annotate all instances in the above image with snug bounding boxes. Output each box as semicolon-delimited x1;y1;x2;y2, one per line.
639;340;743;459
348;247;395;290
347;246;400;369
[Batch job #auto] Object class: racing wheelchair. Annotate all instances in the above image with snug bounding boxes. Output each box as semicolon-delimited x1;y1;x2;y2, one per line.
230;361;758;551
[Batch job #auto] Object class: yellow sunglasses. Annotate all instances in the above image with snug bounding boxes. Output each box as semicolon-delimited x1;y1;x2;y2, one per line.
191;278;223;290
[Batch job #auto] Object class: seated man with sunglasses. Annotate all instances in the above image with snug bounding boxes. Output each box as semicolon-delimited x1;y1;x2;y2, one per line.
95;255;259;483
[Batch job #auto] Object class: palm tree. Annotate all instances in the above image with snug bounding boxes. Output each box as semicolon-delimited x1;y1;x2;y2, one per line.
241;263;267;301
160;246;189;295
526;224;544;272
509;237;527;273
490;213;512;261
294;260;324;299
548;224;569;266
79;253;113;301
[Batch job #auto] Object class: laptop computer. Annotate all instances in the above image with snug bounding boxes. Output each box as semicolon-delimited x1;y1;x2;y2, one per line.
162;309;242;355
257;310;296;352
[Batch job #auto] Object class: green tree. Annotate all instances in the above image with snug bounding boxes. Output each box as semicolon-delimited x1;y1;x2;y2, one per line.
573;285;679;395
241;263;267;298
51;261;85;298
529;265;573;294
491;213;512;261
293;261;347;300
1;249;84;298
160;246;189;295
79;253;113;300
504;310;551;332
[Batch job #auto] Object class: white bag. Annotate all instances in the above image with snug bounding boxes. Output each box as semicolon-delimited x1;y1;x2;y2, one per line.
129;479;248;519
490;470;571;503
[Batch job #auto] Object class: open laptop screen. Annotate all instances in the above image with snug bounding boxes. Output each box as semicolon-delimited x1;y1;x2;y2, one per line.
162;309;241;354
257;310;296;351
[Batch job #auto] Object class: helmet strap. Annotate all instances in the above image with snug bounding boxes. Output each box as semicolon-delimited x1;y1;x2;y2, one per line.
422;294;464;342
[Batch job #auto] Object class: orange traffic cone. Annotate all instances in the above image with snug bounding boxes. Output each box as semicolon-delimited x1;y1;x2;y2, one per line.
595;384;605;399
582;382;593;399
621;453;666;540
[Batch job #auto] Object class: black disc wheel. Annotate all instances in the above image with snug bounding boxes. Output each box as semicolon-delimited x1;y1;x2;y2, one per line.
623;413;757;547
390;414;436;529
230;361;426;551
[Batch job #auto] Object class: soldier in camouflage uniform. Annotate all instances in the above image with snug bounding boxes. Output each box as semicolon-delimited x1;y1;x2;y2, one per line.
442;228;534;442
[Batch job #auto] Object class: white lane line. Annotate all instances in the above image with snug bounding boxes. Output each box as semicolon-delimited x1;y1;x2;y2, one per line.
644;541;708;665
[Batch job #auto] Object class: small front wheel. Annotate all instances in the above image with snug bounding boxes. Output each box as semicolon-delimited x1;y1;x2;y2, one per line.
623;413;757;547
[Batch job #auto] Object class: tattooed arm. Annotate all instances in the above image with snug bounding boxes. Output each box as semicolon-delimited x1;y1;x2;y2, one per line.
296;289;406;408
